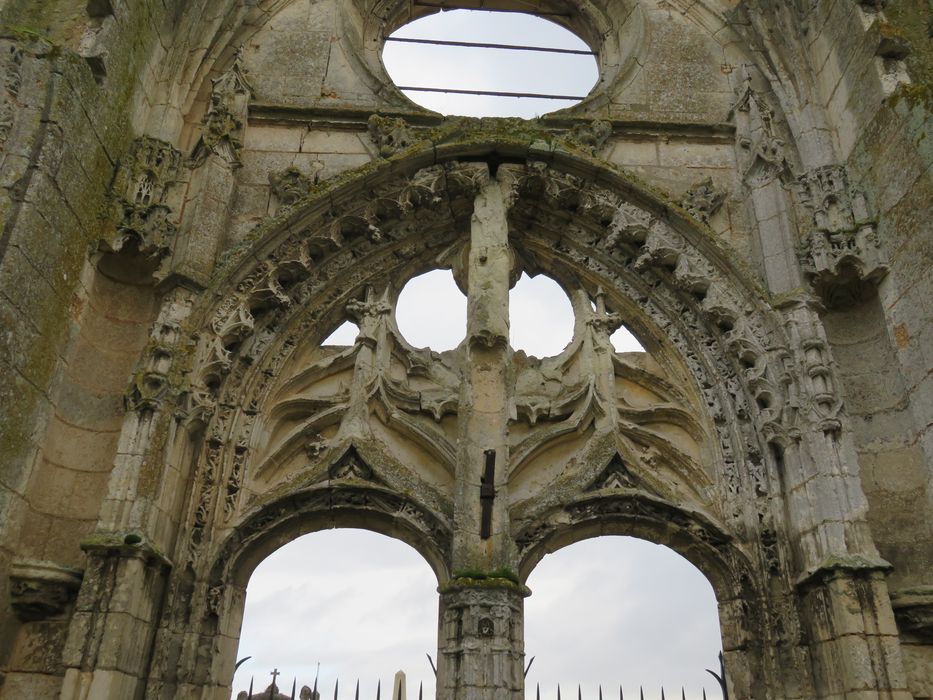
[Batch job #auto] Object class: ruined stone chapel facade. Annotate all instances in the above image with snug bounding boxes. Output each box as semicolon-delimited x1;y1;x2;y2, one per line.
0;0;931;697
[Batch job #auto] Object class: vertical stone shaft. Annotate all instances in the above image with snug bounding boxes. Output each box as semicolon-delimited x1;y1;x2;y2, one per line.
454;174;513;570
439;173;525;700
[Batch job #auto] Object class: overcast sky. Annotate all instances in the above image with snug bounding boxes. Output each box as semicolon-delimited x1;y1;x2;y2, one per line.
233;12;723;699
234;273;723;699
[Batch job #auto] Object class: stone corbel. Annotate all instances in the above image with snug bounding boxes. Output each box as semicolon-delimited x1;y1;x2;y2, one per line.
10;560;83;621
891;586;933;641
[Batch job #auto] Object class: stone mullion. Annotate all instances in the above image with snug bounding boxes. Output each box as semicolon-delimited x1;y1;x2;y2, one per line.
453;171;513;571
441;171;525;700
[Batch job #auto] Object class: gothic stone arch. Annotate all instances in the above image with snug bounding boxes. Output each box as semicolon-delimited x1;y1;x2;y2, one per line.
46;141;905;699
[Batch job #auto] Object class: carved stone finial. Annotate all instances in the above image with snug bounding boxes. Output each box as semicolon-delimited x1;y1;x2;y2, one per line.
731;66;790;187
368;114;416;157
680;177;726;224
195;48;253;165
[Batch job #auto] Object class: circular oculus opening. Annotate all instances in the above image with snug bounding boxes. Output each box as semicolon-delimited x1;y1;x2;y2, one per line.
382;10;599;118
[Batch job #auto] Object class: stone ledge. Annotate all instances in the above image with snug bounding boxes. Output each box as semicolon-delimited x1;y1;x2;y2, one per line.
795;553;893;589
79;532;173;568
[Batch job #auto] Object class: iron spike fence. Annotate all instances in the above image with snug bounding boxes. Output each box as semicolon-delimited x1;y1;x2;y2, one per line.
237;678;725;700
235;655;728;700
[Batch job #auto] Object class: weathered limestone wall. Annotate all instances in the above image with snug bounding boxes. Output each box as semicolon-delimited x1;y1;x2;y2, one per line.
0;0;929;698
0;0;175;692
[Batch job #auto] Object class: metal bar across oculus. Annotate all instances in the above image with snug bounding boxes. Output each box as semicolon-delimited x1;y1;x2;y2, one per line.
385;36;594;56
411;1;572;17
397;85;588;100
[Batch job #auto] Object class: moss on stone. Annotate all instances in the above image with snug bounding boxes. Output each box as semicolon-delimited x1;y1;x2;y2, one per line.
440;570;531;596
883;0;933;89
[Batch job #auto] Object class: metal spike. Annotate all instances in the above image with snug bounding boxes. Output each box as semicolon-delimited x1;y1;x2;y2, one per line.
313;667;319;697
640;687;644;700
377;680;381;700
578;684;582;700
396;676;402;700
599;685;603;700
291;678;297;700
702;691;707;700
682;688;686;700
248;677;254;699
419;681;423;700
558;684;562;700
537;683;541;700
334;678;339;700
661;688;666;700
619;685;624;700
355;679;360;700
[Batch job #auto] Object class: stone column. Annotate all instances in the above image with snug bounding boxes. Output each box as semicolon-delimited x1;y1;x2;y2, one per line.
58;538;171;700
773;298;911;697
437;582;527;700
439;172;525;700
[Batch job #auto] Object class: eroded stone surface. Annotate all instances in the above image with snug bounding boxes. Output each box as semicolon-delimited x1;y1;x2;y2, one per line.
0;0;930;698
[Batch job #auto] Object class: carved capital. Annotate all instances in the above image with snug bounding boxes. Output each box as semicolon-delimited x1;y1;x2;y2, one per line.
10;560;83;621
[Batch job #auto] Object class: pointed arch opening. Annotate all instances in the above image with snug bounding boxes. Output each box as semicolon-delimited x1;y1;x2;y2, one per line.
524;536;724;699
232;529;440;698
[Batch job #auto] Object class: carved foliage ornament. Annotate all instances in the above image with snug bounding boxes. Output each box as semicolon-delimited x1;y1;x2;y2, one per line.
680;177;726;224
269;167;315;209
795;164;888;306
195;49;253;165
105;136;183;261
368;114;417;157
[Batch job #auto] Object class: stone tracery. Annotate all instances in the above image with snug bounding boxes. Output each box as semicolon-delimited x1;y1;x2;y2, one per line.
0;0;928;697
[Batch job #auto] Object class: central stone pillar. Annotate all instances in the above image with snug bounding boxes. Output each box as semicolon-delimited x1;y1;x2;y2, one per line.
438;581;527;700
439;171;525;700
